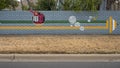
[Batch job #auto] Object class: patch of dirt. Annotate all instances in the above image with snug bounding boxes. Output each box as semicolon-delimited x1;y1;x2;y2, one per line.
0;35;120;54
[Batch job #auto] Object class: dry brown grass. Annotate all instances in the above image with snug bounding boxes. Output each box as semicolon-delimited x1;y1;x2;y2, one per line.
0;35;120;54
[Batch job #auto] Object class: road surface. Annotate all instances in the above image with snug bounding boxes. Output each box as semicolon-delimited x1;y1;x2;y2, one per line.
0;62;120;68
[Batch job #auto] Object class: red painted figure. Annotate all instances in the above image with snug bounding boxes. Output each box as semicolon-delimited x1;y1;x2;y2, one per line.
30;10;45;24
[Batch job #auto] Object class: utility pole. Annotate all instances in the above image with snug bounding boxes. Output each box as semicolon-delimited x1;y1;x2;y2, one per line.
56;0;64;10
56;0;60;10
100;0;107;11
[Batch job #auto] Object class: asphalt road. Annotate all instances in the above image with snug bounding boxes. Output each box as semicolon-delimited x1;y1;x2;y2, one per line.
0;62;120;68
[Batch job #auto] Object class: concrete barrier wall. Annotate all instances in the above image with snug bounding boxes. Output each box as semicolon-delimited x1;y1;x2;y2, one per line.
0;11;120;34
0;11;120;22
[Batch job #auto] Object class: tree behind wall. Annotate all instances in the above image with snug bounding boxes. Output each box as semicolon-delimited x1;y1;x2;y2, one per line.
35;0;56;10
33;0;101;11
0;0;18;11
60;0;102;11
10;0;18;10
26;0;33;10
0;0;8;10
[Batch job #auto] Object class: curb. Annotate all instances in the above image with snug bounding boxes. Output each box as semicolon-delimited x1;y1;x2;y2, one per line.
0;54;120;62
0;54;14;62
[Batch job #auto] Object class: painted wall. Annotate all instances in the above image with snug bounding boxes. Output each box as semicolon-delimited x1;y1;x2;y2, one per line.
0;11;120;34
0;11;120;22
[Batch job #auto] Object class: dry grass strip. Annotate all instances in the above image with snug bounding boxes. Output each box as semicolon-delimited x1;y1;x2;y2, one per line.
0;35;120;54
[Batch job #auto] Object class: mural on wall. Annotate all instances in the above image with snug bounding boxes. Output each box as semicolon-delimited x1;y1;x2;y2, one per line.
68;16;117;34
0;11;118;34
0;0;120;34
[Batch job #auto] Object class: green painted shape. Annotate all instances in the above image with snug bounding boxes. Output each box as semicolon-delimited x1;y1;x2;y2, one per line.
0;20;106;24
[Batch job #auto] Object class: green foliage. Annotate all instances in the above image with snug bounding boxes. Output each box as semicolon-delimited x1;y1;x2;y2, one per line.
35;0;56;10
61;0;72;10
9;0;19;10
62;0;102;11
0;0;18;10
81;0;102;11
0;20;106;24
0;0;8;10
22;5;29;10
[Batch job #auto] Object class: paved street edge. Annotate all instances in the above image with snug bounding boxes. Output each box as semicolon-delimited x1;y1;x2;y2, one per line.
0;54;120;62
